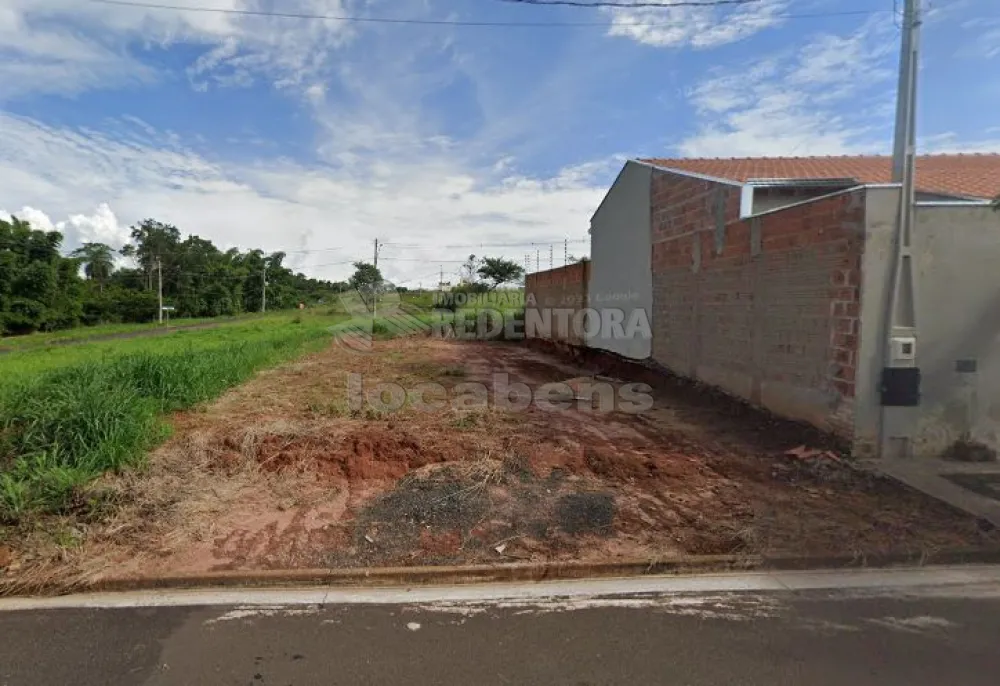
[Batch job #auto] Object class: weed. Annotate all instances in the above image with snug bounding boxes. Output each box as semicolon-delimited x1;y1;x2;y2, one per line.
307;400;348;417
50;525;83;549
451;412;481;430
0;324;332;522
354;406;390;421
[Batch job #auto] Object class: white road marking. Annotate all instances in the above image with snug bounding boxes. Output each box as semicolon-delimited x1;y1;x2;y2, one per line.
867;615;959;633
206;605;324;623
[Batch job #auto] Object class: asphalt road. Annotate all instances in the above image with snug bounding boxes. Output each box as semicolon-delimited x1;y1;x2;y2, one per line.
2;579;1000;686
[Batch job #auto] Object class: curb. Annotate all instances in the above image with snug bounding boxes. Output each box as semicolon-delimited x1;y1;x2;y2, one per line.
12;548;1000;597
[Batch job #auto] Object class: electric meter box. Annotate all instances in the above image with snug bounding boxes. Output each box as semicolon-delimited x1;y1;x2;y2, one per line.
890;336;917;363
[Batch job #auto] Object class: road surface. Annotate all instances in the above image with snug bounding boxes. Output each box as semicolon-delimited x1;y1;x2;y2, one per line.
2;567;1000;685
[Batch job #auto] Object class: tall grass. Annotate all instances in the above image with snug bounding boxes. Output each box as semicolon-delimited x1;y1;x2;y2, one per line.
0;312;347;383
0;326;329;521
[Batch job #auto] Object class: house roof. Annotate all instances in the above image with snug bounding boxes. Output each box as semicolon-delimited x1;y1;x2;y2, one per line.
640;154;1000;200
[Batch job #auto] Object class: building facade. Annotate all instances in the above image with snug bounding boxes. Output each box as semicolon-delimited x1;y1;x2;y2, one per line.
526;155;1000;459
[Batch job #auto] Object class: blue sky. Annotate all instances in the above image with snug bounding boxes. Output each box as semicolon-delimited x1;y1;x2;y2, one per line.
1;0;998;285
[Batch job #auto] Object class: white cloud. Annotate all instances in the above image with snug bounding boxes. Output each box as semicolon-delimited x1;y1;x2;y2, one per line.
0;0;361;100
0;1;155;98
0;112;604;284
0;205;56;232
677;17;898;157
919;132;1000;154
60;204;131;249
606;0;787;49
0;203;129;250
961;17;1000;59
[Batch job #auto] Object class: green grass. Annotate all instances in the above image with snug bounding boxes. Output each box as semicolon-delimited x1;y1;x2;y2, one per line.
0;313;349;383
400;289;525;313
0;312;347;521
0;310;327;353
0;316;220;352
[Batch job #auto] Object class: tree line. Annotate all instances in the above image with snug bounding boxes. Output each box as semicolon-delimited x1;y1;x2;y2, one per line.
0;216;348;336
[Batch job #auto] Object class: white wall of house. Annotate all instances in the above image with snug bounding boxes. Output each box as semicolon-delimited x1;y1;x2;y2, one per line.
588;161;653;360
856;189;1000;458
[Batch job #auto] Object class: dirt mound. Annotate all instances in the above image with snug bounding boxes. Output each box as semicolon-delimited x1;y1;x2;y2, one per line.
214;423;473;483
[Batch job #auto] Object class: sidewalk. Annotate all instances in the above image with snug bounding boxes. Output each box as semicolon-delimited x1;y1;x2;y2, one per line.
877;458;1000;528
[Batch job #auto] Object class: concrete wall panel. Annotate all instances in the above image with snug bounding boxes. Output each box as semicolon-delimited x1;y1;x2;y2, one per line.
588;161;653;359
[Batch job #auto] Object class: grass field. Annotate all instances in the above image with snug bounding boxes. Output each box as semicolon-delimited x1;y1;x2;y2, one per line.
0;313;340;382
0;311;349;520
0;316;230;352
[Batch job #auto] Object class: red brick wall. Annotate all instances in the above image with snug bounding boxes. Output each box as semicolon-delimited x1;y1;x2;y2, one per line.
649;170;864;440
525;262;591;346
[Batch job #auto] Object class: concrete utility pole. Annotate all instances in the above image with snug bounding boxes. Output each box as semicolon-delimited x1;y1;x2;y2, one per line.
549;244;554;270
880;0;923;459
564;239;568;267
262;263;268;314
536;246;540;272
892;0;920;184
156;257;163;324
372;239;380;320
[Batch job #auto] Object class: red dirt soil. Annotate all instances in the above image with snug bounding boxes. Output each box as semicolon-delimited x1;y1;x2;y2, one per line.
3;336;999;589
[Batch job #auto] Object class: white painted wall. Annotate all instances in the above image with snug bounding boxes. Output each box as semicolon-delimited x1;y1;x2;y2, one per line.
588;161;652;359
857;189;1000;458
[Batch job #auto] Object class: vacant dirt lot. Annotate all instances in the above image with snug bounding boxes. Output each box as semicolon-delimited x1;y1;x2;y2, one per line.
4;336;999;591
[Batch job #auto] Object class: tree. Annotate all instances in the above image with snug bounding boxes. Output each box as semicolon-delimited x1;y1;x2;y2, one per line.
0;216;82;334
123;219;181;291
461;254;481;284
477;257;525;290
349;261;382;290
2;213;345;335
71;242;115;293
349;261;384;312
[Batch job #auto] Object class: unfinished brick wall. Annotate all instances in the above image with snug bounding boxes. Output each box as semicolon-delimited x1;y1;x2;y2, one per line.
524;262;591;346
650;170;864;441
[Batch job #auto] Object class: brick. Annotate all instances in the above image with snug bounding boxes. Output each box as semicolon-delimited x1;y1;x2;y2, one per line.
649;183;866;442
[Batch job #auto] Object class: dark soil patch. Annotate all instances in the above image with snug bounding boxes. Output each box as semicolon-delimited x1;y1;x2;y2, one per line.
525;338;848;455
942;439;997;463
330;460;637;567
556;492;615;535
943;473;1000;503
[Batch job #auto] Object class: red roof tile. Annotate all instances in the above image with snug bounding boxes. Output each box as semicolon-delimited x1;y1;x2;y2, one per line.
640;154;1000;199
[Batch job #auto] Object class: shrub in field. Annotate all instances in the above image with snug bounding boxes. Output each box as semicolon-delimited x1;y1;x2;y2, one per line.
0;328;327;521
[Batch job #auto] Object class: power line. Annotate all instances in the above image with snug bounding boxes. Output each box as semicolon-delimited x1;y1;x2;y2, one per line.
499;0;762;7
85;0;890;27
380;257;471;264
382;239;589;249
281;246;343;255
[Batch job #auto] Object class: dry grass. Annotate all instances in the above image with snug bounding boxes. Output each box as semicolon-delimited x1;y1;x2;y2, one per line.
0;419;343;595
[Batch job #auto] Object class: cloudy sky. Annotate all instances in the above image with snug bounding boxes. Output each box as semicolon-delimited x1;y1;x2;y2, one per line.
0;0;998;285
